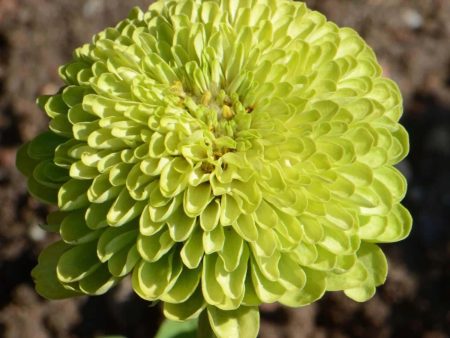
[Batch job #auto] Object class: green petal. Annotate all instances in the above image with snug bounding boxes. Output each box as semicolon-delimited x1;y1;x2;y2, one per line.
278;254;306;291
16;142;41;177
200;199;221;231
167;207;197;242
56;240;101;283
203;226;225;254
27;175;59;204
27;131;67;160
132;252;182;301
34;160;68;187
107;188;146;226
31;241;81;299
232;214;258;242
139;205;165;236
60;210;101;244
376;204;412;243
218;230;244;272
373;166;407;203
88;172;122;203
300;215;324;243
292;241;318;266
58;179;91;211
254;200;278;229
310;246;337;271
319;226;352;255
108;245;140;277
344;242;387;302
326;260;368;291
97;224;137;262
207;305;260;338
250;259;285;303
220;194;241;226
202;254;240;310
78;264;119;295
251;227;277;257
163;286;206;321
279;268;326;307
184;183;213;217
215;244;249;299
85;200;113;229
160;266;201;304
137;230;174;262
181;228;204;269
251;250;280;281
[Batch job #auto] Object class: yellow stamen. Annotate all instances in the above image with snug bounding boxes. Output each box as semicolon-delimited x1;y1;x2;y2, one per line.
170;81;185;98
201;91;212;106
222;105;234;120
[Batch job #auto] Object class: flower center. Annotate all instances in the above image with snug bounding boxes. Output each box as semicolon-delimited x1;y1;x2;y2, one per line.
164;81;256;174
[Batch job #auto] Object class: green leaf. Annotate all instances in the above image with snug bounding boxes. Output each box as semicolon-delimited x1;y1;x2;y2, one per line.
154;319;197;338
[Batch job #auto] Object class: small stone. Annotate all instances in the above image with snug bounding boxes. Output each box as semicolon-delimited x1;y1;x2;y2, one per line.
402;8;423;30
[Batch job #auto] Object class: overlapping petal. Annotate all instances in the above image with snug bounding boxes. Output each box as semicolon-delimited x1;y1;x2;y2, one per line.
17;1;411;337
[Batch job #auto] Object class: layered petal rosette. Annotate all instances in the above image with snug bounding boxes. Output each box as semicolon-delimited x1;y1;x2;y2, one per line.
17;1;411;337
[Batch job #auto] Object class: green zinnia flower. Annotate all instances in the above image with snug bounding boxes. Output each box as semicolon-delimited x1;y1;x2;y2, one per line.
16;0;411;337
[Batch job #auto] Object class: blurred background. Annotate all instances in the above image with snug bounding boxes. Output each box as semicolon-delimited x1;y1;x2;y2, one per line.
0;0;448;337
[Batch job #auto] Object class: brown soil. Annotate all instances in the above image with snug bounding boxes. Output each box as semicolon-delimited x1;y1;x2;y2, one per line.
0;1;449;337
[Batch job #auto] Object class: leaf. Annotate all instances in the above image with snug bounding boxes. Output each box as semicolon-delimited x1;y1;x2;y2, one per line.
154;319;197;338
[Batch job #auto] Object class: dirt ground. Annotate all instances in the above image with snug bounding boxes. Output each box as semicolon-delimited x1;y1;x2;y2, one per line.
0;1;449;337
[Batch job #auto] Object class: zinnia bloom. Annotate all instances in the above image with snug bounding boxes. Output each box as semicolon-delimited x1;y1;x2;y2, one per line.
17;0;411;337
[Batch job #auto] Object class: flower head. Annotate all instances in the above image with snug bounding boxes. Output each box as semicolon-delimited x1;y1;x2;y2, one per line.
17;1;411;337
